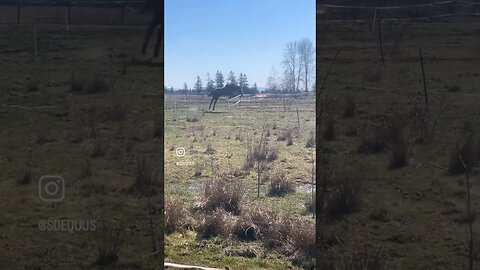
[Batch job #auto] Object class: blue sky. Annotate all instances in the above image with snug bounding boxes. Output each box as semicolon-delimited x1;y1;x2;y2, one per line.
165;0;315;89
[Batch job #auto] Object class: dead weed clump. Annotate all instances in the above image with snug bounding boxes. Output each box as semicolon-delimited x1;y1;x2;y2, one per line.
198;177;244;215
324;170;362;218
164;196;188;234
448;135;478;175
268;170;295;197
196;209;232;238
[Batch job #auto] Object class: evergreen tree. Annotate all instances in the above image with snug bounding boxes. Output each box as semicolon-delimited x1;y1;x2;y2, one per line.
227;71;237;85
215;71;224;88
238;73;249;91
194;76;203;94
251;83;258;94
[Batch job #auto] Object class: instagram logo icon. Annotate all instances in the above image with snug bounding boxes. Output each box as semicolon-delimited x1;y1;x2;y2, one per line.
39;175;65;202
175;147;186;157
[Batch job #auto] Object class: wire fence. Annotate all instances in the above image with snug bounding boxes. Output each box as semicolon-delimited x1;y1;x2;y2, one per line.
0;0;150;25
317;0;480;23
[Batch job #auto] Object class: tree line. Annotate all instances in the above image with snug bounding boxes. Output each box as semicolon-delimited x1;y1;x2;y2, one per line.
165;37;314;95
164;71;259;95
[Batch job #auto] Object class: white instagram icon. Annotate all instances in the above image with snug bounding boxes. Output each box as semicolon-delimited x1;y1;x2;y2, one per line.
175;147;186;157
39;175;65;202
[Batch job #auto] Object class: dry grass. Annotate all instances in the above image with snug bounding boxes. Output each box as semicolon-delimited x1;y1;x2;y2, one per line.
324;170;362;218
266;147;279;161
92;222;126;267
336;245;387;270
165;196;188;234
198;177;244;215
268;170;295;197
244;136;268;169
305;130;315;148
205;142;215;155
196;209;231;238
277;129;293;143
448;135;478;175
128;156;160;195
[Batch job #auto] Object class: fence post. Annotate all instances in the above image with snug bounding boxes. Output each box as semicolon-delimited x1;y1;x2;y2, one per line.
377;14;385;65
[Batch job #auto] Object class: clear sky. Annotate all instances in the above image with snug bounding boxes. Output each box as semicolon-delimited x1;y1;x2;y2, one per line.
165;0;315;89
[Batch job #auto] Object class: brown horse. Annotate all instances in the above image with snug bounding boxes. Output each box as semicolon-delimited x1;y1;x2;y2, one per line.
208;84;243;111
140;0;163;58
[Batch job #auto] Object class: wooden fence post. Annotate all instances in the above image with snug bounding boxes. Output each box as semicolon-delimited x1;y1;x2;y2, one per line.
419;48;428;110
377;13;385;64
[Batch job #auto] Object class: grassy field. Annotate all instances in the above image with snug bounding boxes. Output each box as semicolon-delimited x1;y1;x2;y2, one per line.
317;20;480;269
0;23;164;269
164;95;316;269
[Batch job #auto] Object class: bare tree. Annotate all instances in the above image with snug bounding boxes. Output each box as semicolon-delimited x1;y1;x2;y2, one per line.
298;38;315;92
266;67;280;92
282;41;298;92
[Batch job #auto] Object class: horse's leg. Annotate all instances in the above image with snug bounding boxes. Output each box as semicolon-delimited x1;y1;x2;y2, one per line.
209;98;214;110
213;98;218;111
142;20;156;55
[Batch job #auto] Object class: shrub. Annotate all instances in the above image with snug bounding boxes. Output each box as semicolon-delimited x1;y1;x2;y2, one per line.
186;115;199;122
232;210;270;241
199;177;243;215
448;135;478;175
268;170;295;196
92;222;126;267
305;197;315;213
205;142;215;155
196;209;230;238
285;220;316;258
324;171;361;218
266;147;279;161
277;129;292;142
305;131;315;148
245;137;268;169
165;196;187;234
128;156;160;194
